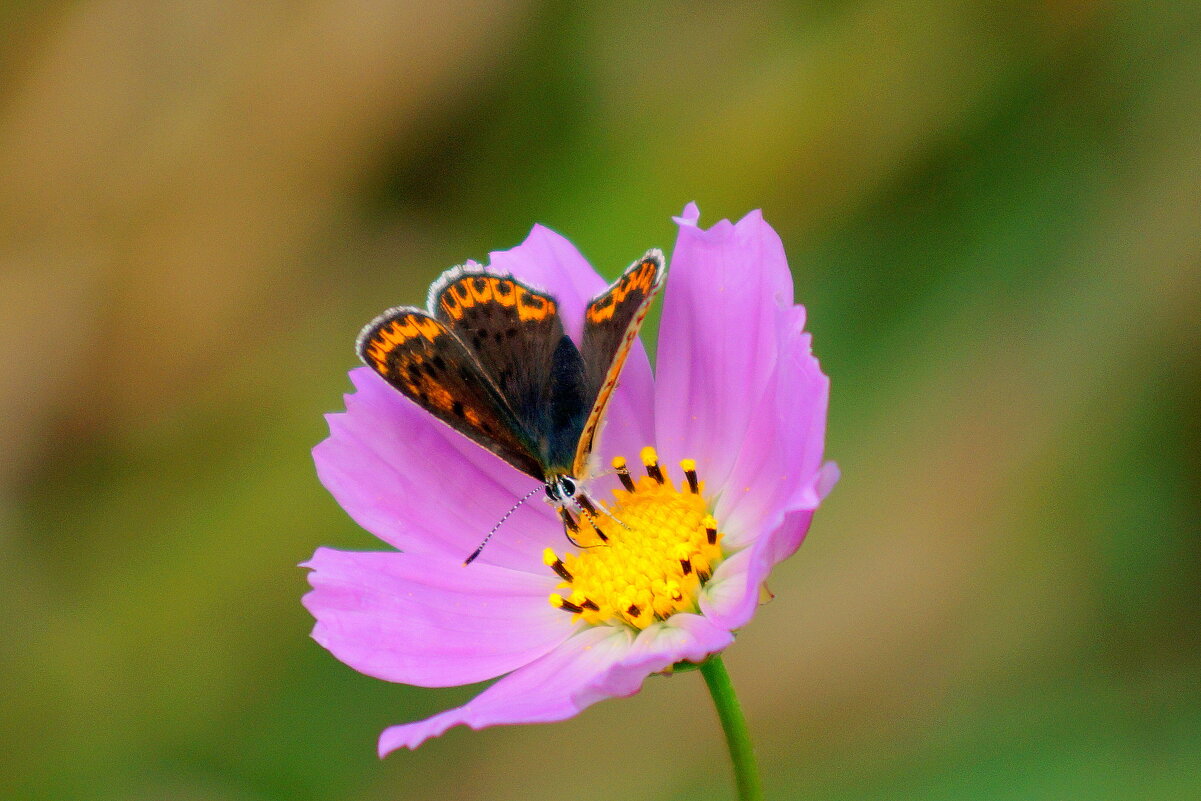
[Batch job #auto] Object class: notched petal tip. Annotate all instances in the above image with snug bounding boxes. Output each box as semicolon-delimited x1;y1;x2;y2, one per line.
673;202;701;226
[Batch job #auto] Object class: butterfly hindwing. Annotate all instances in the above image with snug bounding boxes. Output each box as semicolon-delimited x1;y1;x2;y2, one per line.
430;266;590;475
574;249;666;476
357;306;545;479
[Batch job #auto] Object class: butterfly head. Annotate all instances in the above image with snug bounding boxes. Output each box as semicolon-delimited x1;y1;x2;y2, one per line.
543;475;579;505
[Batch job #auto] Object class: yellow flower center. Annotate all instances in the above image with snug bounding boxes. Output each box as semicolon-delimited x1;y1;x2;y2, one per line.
545;447;725;630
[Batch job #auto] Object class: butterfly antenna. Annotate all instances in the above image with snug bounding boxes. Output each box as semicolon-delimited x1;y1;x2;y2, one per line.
573;503;602;539
464;486;542;566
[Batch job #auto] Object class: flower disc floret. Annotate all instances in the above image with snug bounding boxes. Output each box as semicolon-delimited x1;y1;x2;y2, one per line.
545;447;724;630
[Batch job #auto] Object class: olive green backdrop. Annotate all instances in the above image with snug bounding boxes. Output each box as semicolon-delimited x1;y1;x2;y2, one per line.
2;2;1197;799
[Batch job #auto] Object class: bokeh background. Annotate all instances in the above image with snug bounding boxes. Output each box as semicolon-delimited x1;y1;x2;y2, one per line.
2;2;1198;799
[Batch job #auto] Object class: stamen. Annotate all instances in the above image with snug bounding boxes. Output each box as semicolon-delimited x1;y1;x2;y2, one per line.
703;514;718;545
543;548;572;581
641;446;665;484
549;594;583;614
681;459;700;494
613;456;636;492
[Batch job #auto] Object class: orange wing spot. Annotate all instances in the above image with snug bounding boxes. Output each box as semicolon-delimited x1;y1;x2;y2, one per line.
441;292;464;320
397;316;421;340
467;276;493;303
586;308;612;323
377;321;401;346
586;294;617;323
492;278;517;306
426;382;455;411
365;317;420;367
585;260;658;323
365;345;388;369
516;290;556;321
452;282;473;306
413;316;443;342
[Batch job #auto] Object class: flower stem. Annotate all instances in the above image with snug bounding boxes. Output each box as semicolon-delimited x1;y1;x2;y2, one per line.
700;655;764;801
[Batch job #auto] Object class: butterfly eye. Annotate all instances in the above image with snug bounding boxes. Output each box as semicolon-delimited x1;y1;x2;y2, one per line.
545;483;562;502
559;477;577;497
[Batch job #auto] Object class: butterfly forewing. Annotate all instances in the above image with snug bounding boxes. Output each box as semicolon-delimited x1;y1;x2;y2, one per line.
431;268;589;474
573;250;666;476
357;307;545;479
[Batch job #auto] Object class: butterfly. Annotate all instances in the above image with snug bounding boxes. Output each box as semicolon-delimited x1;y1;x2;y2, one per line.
356;249;665;563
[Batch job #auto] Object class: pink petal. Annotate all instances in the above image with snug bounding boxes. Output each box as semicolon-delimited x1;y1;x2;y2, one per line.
378;625;636;754
701;332;836;628
701;463;836;630
716;306;832;546
581;614;733;706
314;367;560;570
303;548;571;687
654;207;795;494
700;508;816;631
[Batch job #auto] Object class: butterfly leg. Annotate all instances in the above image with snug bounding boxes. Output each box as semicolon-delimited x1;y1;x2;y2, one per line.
557;504;611;550
557;506;587;548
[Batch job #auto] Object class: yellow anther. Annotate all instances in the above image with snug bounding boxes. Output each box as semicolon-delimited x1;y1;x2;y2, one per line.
542;548;557;566
680;458;696;472
612;456;627;470
640;446;665;483
548;593;565;608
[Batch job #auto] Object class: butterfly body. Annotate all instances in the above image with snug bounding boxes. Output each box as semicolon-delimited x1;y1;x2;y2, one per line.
357;250;665;558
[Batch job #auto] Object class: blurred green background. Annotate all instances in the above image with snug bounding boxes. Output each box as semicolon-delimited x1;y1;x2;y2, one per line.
2;2;1198;799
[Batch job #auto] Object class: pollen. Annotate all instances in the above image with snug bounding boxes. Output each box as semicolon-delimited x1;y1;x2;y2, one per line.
545;448;725;630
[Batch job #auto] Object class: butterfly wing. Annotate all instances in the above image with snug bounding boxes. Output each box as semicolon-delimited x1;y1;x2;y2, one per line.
573;250;666;477
357;306;545;479
430;266;589;475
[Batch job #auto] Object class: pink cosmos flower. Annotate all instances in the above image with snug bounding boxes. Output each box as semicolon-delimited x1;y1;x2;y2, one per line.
303;204;837;756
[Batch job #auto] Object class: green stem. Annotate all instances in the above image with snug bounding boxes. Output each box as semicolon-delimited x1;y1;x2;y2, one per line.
700;655;764;801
